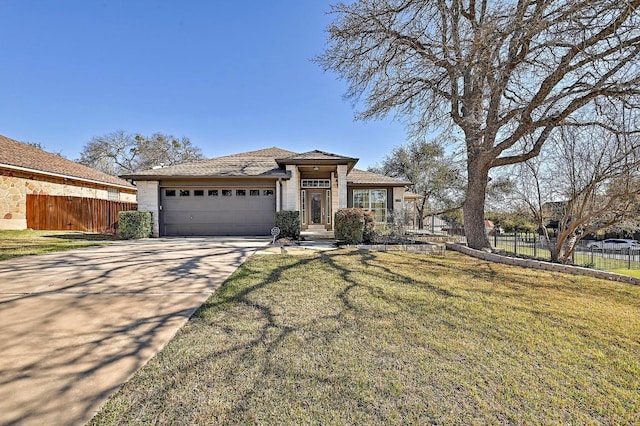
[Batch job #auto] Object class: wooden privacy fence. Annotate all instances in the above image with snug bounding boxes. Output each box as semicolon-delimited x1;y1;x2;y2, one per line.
27;194;137;234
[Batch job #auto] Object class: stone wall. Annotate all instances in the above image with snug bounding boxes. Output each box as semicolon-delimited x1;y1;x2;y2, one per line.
446;243;640;286
0;169;136;230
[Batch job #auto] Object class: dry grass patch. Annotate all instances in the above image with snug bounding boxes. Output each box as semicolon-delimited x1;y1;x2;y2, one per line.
91;250;640;424
0;230;117;260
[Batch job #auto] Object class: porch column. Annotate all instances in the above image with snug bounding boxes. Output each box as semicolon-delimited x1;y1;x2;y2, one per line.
337;164;348;208
331;172;339;226
284;165;299;211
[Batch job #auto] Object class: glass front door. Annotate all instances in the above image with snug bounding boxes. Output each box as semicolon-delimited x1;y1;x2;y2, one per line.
310;192;323;224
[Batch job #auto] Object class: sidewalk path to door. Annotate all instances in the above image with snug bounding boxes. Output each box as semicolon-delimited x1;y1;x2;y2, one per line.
0;237;267;426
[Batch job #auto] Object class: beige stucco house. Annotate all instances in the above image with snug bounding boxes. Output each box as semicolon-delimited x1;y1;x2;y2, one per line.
122;147;410;237
0;135;137;230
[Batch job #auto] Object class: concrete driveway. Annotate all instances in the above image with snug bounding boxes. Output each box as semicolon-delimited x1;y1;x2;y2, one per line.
0;237;267;426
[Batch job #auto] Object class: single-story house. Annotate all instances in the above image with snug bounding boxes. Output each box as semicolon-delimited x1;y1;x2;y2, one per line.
0;135;137;230
122;147;411;237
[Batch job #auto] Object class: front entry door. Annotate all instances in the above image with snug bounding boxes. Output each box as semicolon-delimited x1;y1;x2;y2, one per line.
310;192;324;225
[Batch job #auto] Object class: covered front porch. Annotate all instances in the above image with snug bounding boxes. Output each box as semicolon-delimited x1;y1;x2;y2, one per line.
277;151;354;232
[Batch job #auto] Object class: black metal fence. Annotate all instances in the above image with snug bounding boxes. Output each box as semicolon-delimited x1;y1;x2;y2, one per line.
492;233;640;271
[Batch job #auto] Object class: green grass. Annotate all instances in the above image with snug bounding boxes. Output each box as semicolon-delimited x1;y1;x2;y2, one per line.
91;249;640;424
0;230;118;260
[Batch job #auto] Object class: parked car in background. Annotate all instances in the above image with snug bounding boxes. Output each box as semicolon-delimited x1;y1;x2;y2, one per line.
586;239;640;251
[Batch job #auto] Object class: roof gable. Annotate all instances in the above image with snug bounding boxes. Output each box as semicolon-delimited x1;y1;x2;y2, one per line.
275;149;358;172
277;149;357;162
0;135;134;189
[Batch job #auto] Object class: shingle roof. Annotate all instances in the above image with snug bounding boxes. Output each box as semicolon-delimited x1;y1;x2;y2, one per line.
347;169;411;186
226;147;297;159
0;134;135;189
123;146;409;186
123;147;294;179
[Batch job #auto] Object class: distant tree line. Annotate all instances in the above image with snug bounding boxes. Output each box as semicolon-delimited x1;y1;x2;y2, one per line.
77;130;205;176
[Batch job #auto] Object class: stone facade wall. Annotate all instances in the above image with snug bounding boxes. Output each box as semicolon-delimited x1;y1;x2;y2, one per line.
0;169;137;230
446;243;640;286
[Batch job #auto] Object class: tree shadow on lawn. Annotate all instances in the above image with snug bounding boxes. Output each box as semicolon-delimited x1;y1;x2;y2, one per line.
91;248;640;424
93;249;466;424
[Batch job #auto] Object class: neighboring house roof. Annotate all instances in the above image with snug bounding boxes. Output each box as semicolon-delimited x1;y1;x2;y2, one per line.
347;169;411;186
0;134;135;190
123;147;409;186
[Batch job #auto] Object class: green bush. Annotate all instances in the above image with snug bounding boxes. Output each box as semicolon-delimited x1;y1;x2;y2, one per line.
363;211;376;244
275;211;301;240
335;208;365;244
119;210;152;239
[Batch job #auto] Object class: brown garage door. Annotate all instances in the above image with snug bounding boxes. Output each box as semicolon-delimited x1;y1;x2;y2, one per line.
160;187;275;236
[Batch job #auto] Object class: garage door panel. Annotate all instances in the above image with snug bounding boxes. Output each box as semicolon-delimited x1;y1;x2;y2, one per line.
161;188;276;236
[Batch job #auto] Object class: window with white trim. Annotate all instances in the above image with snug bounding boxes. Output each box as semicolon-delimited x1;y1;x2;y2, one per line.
353;189;387;223
300;190;306;225
301;179;331;188
326;190;331;224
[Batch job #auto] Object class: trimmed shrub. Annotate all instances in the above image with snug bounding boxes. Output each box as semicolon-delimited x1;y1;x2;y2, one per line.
119;210;152;239
275;210;301;240
363;211;376;244
335;208;365;244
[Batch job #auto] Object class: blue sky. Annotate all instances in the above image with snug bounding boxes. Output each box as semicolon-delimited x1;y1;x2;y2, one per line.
0;1;408;169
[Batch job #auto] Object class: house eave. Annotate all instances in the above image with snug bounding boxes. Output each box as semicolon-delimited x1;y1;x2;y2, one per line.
347;182;410;187
0;163;136;192
123;173;291;181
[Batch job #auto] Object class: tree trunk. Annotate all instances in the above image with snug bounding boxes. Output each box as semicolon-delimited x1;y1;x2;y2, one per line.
464;157;491;250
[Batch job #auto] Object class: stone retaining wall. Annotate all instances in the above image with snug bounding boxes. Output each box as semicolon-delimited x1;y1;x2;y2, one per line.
357;243;446;254
447;243;640;286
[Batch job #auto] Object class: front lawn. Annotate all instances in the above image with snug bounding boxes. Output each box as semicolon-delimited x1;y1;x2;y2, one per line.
91;250;640;424
0;230;118;261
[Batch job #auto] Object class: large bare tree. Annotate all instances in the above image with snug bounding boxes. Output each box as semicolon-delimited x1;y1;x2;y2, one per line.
513;126;640;263
318;0;640;249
